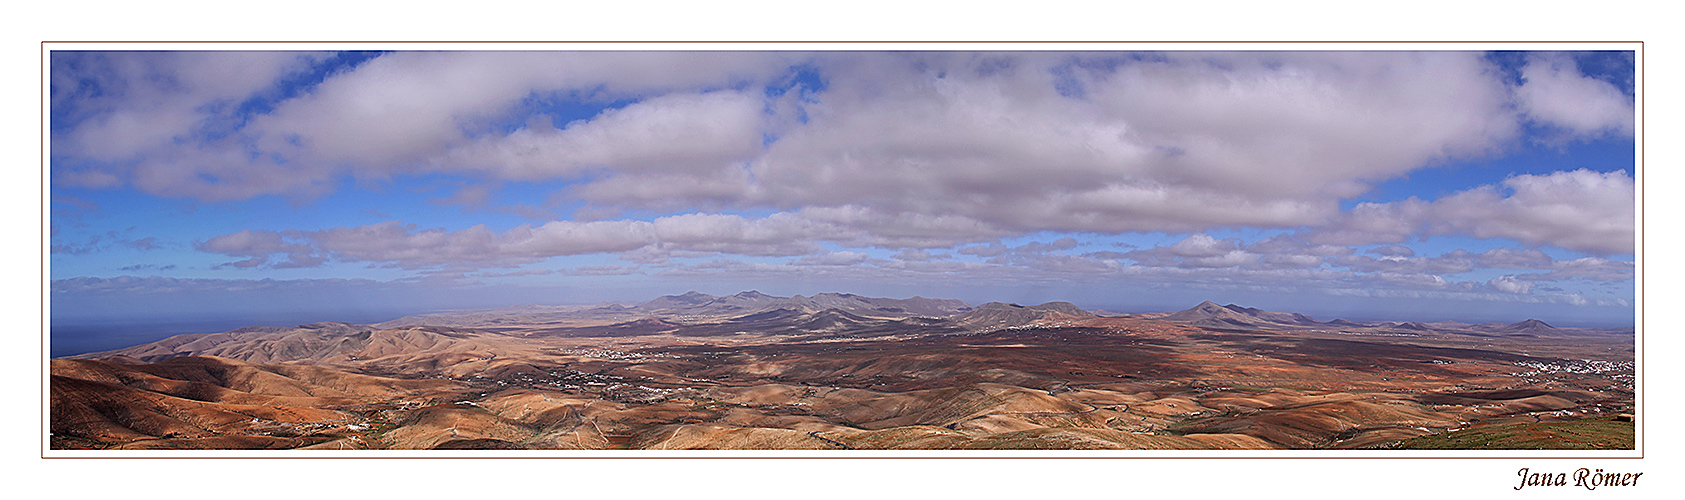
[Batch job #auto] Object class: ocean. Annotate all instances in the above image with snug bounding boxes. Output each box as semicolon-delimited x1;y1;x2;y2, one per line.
48;311;409;358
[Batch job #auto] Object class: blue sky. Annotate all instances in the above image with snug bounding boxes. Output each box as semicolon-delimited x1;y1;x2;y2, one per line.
48;50;1637;327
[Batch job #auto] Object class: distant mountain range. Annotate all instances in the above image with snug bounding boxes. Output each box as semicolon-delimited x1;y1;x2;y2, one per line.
1155;301;1627;337
52;289;1635;452
637;290;972;317
377;291;974;329
70;292;1628;366
1161;301;1324;328
72;292;1094;365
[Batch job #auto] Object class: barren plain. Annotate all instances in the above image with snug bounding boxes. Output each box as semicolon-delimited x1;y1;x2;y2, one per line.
51;291;1635;451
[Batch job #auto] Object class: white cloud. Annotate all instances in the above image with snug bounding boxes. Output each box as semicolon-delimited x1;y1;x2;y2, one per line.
249;52;789;170
1429;169;1634;254
721;52;1517;236
1331;254;1474;275
1312;169;1634;255
797;206;1013;249
1167;234;1238;257
53;52;323;163
560;265;640;276
198;229;294;255
55;52;1633;248
439;90;768;183
1489;275;1531;294
128;144;338;201
56;51;1635;311
891;248;948;262
791;251;872;267
1081;52;1517;198
53;51;791;200
196;212;851;269
1467;248;1550;269
1085;233;1630;305
1367;245;1415;257
1520;256;1635;283
1516;54;1635;137
1185;234;1354;271
648;212;827;256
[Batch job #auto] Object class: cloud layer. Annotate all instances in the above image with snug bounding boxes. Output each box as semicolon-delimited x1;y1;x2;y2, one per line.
51;50;1637;317
54;52;1635;239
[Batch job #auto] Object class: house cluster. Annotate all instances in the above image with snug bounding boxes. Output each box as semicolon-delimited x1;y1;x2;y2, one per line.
1510;359;1635;389
1511;359;1633;376
552;347;678;360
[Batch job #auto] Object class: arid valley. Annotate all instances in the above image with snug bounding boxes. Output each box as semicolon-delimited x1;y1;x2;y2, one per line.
50;291;1635;451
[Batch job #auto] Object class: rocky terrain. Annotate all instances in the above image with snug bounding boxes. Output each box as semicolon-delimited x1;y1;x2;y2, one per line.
51;292;1635;451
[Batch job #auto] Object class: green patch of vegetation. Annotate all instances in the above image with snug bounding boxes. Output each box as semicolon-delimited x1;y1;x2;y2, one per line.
1392;417;1633;450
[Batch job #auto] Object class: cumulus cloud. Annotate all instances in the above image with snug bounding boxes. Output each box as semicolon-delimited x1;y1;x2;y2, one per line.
439;90;768;183
1488;275;1531;294
195;212;849;270
55;51;1634;252
647;212;824;256
891;249;949;262
197;229;318;268
719;52;1518;236
955;236;1085;265
117;263;177;272
51;275;387;295
797;206;1013;249
1429;169;1634;254
1520;256;1635;283
1311;169;1634;254
52;51;790;200
1124;235;1253;268
41;53;1543;207
52;52;324;162
51;229;167;256
561;265;640;276
1123;234;1351;270
791;251;873;267
53;51;1634;317
127;237;160;251
958;243;1009;258
1366;245;1415;257
1516;54;1635;138
1472;247;1554;269
251;52;786;170
1331;253;1474;275
1075;232;1631;307
1080;52;1517;197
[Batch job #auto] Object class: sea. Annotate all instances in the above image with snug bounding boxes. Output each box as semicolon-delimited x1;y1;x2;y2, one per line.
49;311;412;358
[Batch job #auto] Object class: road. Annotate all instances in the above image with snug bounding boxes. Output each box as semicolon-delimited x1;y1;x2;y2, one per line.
807;430;855;450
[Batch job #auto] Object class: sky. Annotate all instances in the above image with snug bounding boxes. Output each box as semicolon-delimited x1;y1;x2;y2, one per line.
47;50;1638;328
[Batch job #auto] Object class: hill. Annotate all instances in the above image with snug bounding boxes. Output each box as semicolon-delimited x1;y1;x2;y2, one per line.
377;291;973;329
52;291;1634;451
51;356;460;449
951;302;1093;330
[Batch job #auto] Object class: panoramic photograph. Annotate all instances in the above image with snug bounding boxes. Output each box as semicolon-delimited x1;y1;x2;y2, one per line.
46;48;1637;452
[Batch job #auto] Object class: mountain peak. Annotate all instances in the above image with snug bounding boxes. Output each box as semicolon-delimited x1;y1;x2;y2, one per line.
1029;301;1090;316
1511;319;1552;328
641;291;719;308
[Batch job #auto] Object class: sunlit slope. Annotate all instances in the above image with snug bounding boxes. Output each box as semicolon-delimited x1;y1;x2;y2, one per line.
50;357;461;449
